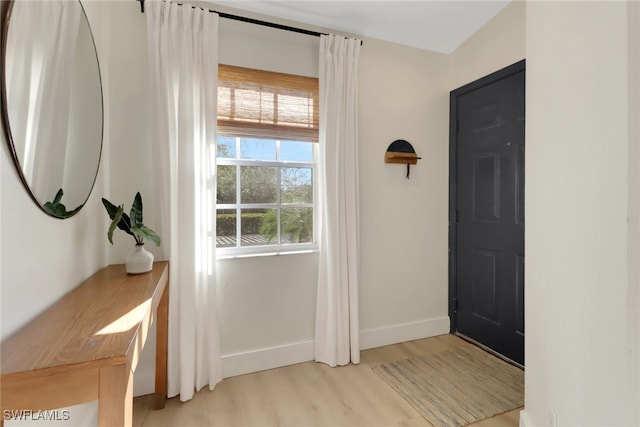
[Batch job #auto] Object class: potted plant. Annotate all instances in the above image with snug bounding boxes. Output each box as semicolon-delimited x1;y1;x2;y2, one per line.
102;192;161;274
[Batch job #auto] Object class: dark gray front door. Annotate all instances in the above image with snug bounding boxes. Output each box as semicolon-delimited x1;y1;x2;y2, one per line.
449;61;525;365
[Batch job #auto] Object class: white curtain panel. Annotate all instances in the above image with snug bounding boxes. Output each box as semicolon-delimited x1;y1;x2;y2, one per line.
315;34;362;367
146;0;221;401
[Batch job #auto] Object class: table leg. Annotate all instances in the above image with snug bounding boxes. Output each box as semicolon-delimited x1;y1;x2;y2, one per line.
99;364;132;427
154;283;168;409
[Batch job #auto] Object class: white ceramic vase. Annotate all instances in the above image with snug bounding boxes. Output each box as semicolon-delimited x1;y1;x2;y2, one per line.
126;244;154;274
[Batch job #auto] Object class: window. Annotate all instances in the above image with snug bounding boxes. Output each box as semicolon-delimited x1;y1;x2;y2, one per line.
216;65;319;255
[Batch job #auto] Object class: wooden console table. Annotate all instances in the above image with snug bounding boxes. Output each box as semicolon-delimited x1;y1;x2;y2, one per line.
1;261;169;427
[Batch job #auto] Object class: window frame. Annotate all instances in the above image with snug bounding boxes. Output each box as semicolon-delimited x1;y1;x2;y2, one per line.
216;137;318;258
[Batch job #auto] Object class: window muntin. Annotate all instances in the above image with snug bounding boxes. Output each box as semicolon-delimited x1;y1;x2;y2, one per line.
216;137;315;254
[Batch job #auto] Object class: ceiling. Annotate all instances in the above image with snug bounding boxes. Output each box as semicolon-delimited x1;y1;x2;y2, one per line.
213;1;511;54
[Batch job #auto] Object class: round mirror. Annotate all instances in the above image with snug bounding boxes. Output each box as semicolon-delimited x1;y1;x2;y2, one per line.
1;0;103;218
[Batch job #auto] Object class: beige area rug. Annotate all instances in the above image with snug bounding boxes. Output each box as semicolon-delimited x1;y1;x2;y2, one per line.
372;345;523;427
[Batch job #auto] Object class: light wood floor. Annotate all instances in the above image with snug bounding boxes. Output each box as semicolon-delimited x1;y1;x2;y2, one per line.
134;334;521;427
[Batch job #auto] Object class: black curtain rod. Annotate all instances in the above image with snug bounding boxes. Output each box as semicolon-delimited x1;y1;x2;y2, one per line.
217;11;327;38
138;0;327;39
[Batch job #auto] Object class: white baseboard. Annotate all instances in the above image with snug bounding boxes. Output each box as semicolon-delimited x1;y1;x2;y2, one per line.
134;317;452;390
134;367;156;397
220;316;451;378
222;340;315;378
360;316;451;350
519;409;532;427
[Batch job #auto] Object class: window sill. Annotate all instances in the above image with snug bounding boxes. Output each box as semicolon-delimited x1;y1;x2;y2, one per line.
216;246;319;260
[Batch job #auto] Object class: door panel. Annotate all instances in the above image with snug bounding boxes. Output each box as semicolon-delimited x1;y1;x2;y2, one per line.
473;151;501;222
472;248;499;323
450;61;525;365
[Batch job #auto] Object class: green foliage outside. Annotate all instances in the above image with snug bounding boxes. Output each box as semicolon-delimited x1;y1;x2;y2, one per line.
217;212;263;236
216;139;314;245
260;208;312;243
217;209;312;244
259;167;312;243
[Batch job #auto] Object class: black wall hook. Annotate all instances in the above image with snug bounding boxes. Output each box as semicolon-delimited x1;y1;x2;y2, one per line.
384;139;421;179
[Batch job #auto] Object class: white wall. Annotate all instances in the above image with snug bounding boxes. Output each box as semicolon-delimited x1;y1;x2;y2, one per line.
103;1;154;263
358;39;450;337
0;138;108;338
524;1;639;425
628;2;640;423
449;0;525;90
1;1;113;424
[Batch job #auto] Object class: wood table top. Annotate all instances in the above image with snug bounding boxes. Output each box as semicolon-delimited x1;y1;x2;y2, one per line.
1;262;169;378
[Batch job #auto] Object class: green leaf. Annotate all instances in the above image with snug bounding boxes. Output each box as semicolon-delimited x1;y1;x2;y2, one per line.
52;188;63;204
108;206;124;245
131;229;143;245
130;192;143;228
137;225;161;246
131;227;156;246
43;189;79;218
102;198;134;236
44;201;67;217
67;204;83;217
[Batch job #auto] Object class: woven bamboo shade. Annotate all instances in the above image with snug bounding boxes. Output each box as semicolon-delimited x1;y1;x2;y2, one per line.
218;64;319;142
